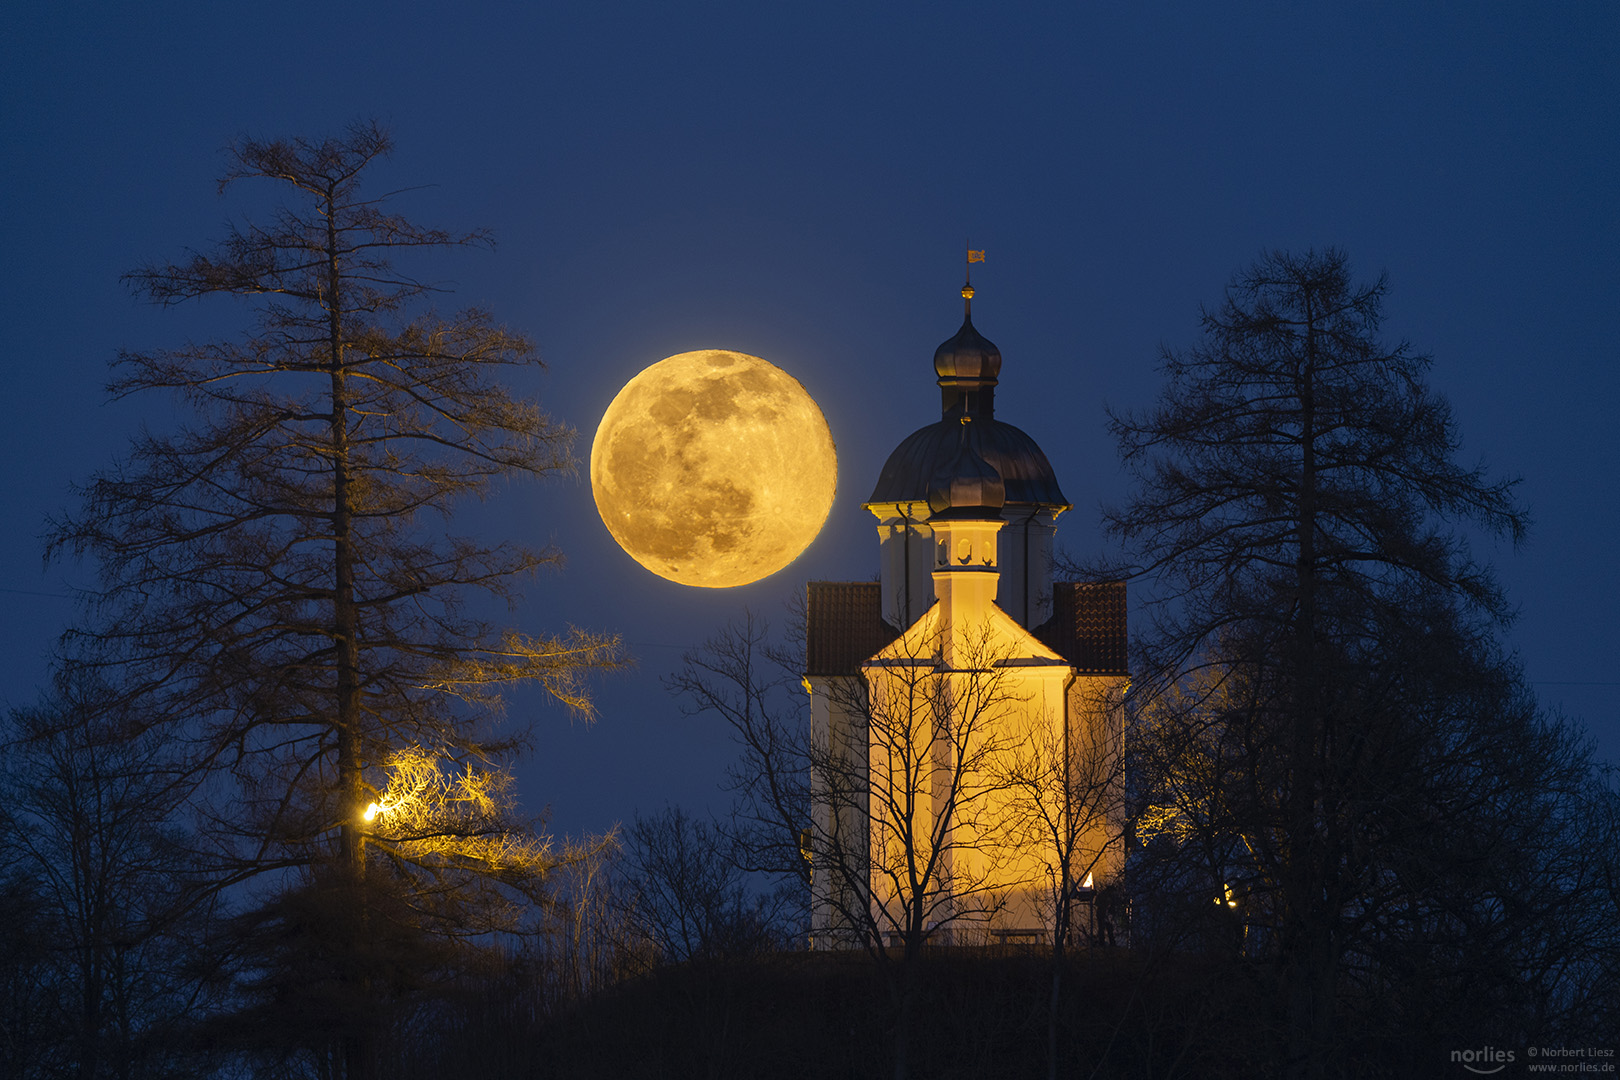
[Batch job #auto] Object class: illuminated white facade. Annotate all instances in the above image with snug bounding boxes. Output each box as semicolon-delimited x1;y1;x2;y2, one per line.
805;287;1128;948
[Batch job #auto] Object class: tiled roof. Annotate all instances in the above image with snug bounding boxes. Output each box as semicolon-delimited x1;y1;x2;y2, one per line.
1034;581;1129;675
807;579;1127;676
805;582;899;676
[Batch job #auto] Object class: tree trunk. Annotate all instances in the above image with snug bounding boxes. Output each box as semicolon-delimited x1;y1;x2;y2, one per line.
1285;303;1329;1080
1047;951;1064;1080
323;186;372;1080
892;966;916;1080
1046;862;1072;1080
78;945;101;1080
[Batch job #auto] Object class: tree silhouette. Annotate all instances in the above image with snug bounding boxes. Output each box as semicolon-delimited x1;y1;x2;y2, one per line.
673;614;1038;1080
46;122;622;1078
1;681;220;1079
1104;248;1564;1076
990;680;1128;1080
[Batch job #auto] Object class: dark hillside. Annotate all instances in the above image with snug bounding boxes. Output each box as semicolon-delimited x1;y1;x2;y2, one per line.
385;948;1273;1080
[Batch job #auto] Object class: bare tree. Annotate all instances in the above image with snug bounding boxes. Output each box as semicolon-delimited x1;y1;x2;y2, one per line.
530;832;649;1004
618;806;787;964
0;680;223;1079
665;612;810;889
0;864;58;1079
45;122;623;1079
863;630;1032;1080
826;624;1025;955
991;678;1128;1080
675;614;1039;1080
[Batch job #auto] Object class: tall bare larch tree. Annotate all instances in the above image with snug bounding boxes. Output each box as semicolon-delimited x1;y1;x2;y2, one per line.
48;122;621;1077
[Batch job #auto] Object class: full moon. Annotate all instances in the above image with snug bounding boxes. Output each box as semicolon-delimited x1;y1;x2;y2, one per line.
590;350;837;588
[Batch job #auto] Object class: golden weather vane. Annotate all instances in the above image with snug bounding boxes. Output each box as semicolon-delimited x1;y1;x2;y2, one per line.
964;243;985;299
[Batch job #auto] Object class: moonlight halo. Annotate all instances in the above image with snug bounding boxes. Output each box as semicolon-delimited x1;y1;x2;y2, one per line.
590;350;837;588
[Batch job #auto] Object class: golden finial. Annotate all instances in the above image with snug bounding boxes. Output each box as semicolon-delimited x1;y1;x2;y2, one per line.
964;244;985;302
959;246;984;307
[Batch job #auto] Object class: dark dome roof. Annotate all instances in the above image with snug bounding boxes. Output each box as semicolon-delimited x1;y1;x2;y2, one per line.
869;418;1069;510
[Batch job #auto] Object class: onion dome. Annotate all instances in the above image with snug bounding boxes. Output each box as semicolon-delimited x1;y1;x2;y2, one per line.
934;286;1001;420
868;286;1070;513
933;317;1001;380
927;420;1006;518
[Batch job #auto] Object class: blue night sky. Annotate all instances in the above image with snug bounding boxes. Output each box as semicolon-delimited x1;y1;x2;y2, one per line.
3;3;1616;839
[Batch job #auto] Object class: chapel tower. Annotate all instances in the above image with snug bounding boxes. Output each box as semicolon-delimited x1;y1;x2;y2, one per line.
804;277;1129;947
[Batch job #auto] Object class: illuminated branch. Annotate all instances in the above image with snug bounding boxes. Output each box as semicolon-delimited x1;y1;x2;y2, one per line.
361;746;554;883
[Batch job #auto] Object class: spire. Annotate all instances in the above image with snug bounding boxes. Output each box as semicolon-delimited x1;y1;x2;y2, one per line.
963;244;984;320
935;249;999;420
